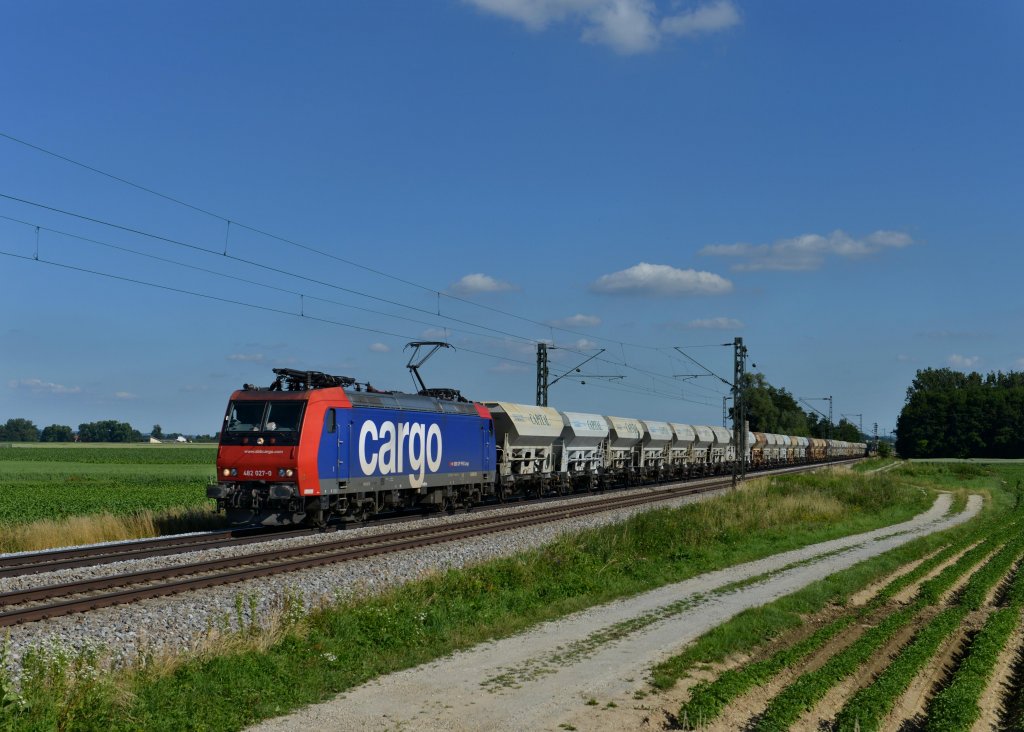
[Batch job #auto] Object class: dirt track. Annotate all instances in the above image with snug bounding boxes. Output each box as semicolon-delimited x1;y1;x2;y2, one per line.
248;493;981;732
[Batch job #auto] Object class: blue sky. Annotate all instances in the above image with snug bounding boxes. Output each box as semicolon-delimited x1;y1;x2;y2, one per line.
1;1;1021;436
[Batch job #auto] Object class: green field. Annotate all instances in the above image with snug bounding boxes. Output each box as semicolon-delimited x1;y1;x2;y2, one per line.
0;445;217;526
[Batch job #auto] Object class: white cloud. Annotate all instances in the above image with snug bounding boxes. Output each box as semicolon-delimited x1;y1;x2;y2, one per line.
661;0;740;36
570;338;600;349
449;273;518;296
114;391;138;400
368;342;391;353
700;229;915;272
550;314;602;328
227;353;264;362
420;327;451;340
948;354;980;370
7;378;81;395
590;262;733;296
464;0;739;55
896;354;914;362
685;317;743;329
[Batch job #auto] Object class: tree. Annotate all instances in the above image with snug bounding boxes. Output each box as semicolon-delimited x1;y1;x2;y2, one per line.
737;373;811;436
78;420;141;443
1;418;39;442
896;367;1024;458
40;424;74;442
151;424;163;439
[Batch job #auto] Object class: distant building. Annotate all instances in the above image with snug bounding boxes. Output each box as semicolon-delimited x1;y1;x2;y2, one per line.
149;437;162;444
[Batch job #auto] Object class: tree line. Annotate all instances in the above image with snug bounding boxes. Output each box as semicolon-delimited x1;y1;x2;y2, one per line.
896;368;1024;458
0;418;218;443
735;373;863;442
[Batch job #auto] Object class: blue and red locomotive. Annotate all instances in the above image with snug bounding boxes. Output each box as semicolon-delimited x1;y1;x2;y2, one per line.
207;369;495;526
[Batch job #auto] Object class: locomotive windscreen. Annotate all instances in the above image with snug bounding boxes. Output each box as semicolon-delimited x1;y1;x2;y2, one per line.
221;400;305;445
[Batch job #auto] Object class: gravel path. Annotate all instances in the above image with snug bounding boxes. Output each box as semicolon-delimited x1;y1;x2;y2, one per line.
247;493;982;732
0;484;726;679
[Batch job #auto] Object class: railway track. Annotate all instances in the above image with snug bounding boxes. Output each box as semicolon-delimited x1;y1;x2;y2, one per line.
0;525;317;578
0;460;857;627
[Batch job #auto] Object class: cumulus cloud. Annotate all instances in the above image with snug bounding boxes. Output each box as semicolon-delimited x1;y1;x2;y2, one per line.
227;353;264;362
464;0;740;54
700;229;915;272
420;328;451;340
114;391;138;400
684;317;743;329
948;354;980;370
571;338;600;349
661;0;740;36
550;314;602;328
449;273;518;296
7;378;81;395
368;342;391;353
590;262;733;296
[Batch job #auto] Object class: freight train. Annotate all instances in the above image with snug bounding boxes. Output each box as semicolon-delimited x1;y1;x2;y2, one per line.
207;368;866;526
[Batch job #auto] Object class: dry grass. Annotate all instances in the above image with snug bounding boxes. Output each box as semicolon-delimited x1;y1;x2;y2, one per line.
0;507;226;554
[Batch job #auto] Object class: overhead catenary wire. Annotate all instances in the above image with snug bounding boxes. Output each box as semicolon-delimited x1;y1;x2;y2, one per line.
0;193;731;395
0;248;538;370
0;131;687;355
0;214;546;349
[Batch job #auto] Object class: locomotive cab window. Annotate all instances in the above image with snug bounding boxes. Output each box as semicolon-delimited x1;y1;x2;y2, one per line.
221;400;305;445
225;401;266;433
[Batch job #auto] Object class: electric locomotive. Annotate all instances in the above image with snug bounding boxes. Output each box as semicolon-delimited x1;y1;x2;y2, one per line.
207;368;496;526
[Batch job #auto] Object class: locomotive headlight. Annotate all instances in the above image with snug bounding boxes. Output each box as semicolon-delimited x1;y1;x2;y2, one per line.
230;468;238;477
285;469;294;477
278;468;285;477
222;468;230;477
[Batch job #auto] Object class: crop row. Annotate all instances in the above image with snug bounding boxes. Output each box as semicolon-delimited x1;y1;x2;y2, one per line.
0;480;211;526
0;446;216;465
923;553;1024;731
834;530;1024;730
752;524;1023;731
677;527;995;727
676;538;970;725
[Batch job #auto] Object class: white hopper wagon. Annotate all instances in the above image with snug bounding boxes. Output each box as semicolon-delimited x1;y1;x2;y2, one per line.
559;411;609;490
780;434;793;463
794;436;809;462
668;423;696;477
603;415;644;484
485;401;563;494
709;425;732;468
640;420;673;480
691;425;715;472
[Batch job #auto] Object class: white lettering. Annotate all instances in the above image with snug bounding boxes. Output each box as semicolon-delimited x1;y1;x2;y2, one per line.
427;424;442;473
357;419;445;488
379;421;396;475
358;421;378;475
408;423;426;488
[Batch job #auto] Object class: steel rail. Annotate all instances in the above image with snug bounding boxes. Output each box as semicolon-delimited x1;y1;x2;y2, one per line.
0;526;316;578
